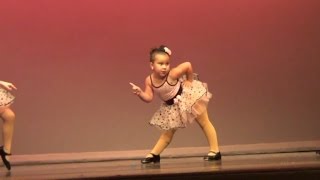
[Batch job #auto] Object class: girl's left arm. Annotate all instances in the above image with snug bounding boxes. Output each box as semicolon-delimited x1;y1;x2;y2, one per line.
170;62;193;81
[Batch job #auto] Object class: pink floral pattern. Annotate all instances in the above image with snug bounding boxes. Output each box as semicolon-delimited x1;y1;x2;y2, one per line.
0;88;15;107
149;79;212;130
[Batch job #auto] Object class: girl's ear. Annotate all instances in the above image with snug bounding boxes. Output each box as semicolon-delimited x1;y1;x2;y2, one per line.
150;62;154;70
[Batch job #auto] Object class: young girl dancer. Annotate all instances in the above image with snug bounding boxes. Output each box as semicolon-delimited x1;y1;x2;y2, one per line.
130;45;221;164
0;80;17;170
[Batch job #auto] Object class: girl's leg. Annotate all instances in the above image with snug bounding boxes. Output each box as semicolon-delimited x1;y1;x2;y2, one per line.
0;107;15;170
196;110;220;153
147;129;176;157
142;129;176;163
0;108;15;153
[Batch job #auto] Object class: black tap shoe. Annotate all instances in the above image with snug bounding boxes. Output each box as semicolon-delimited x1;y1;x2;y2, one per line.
141;153;160;164
0;146;11;170
204;151;221;161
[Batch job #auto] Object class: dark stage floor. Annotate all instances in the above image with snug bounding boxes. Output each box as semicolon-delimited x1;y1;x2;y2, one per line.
1;151;320;179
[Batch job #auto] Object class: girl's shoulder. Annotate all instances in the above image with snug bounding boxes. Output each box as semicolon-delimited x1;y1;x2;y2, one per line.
168;67;181;80
144;75;152;86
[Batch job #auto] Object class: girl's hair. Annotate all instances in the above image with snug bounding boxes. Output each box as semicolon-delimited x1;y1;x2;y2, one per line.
149;45;171;62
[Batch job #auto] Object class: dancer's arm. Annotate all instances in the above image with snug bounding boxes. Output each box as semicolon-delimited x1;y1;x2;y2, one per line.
0;81;17;91
170;62;193;82
130;77;153;103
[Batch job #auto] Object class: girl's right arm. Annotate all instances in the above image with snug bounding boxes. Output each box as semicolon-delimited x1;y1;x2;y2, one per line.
0;81;17;91
130;77;153;103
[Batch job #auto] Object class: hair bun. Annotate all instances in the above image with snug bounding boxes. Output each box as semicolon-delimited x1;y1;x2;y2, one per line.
159;45;172;56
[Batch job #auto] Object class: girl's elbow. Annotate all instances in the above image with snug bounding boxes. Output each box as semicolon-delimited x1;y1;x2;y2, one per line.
144;96;153;103
185;61;192;68
144;99;152;103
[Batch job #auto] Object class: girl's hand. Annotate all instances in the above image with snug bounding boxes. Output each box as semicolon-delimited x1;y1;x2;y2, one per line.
183;80;192;88
0;81;17;91
129;82;142;95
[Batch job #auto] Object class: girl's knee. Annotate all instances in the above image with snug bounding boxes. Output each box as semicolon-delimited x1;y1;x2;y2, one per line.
196;117;206;127
196;115;212;128
162;138;172;145
2;109;15;121
161;130;175;143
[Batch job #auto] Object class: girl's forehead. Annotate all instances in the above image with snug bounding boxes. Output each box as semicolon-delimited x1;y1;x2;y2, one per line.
154;53;170;62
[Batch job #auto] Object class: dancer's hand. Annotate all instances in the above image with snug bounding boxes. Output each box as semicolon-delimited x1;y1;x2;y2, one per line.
0;81;17;91
183;80;192;88
129;82;142;95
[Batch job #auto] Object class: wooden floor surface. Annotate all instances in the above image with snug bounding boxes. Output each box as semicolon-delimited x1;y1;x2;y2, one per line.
1;152;319;179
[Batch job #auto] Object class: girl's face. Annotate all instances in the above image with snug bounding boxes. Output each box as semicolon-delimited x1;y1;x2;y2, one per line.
150;53;170;78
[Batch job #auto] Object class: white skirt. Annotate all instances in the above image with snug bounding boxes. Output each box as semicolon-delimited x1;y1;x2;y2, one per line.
0;87;15;108
149;79;212;130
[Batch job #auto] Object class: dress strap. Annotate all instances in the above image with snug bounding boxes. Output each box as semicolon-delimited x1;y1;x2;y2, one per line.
149;75;154;87
150;70;171;88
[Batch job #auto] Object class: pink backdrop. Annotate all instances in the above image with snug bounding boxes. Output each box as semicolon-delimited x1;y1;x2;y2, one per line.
0;0;319;154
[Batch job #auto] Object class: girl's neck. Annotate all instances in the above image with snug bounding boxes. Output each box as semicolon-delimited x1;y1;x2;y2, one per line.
152;73;167;81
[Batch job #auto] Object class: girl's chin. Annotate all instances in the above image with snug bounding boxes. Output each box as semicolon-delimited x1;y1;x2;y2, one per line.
154;72;168;78
160;72;168;77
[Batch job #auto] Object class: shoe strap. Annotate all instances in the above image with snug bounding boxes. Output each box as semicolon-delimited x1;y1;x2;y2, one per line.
208;151;219;155
149;153;159;157
0;147;11;156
